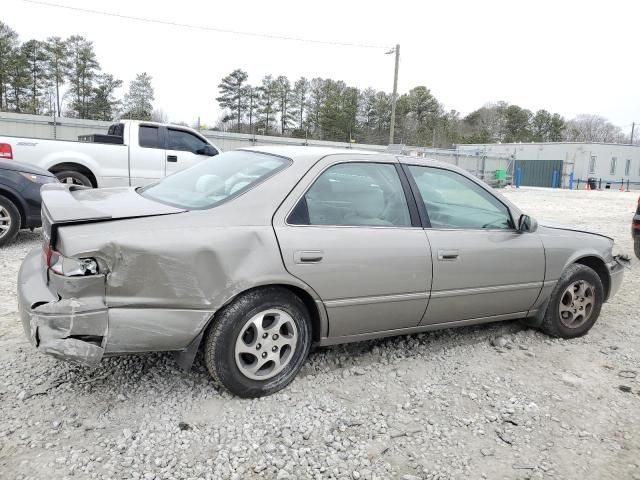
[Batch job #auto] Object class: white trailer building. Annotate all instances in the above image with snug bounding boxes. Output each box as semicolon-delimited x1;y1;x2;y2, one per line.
456;142;640;189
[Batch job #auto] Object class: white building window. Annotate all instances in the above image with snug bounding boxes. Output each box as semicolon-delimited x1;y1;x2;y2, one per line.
589;155;596;174
610;157;617;175
625;159;631;176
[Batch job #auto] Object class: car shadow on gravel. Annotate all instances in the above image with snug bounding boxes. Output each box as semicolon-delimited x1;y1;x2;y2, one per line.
28;319;538;400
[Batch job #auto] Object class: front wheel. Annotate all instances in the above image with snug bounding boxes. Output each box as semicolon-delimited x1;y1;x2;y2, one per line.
204;287;312;398
0;195;21;247
540;264;604;338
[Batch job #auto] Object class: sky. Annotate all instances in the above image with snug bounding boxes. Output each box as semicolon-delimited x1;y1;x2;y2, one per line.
5;0;640;131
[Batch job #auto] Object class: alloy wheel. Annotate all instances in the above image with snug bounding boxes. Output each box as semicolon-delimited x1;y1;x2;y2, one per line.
234;309;298;381
558;280;595;328
0;206;11;240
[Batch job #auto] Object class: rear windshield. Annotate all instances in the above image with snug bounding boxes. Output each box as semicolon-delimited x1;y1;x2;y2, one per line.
139;150;290;209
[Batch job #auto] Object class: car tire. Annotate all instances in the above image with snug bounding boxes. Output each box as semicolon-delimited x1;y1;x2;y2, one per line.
0;195;21;247
540;263;604;339
203;287;312;398
54;170;93;187
635;239;640;260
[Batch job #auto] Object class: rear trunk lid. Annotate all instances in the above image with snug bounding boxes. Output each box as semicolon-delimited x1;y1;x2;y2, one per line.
41;183;186;246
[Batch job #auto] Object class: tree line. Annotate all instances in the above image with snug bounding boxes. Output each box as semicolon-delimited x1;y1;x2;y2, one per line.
216;69;630;147
0;21;156;121
0;20;630;146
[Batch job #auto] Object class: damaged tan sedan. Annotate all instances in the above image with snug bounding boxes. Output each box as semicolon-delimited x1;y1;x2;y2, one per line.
18;147;628;397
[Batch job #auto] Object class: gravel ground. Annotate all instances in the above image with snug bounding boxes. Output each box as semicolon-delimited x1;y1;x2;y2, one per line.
0;187;639;480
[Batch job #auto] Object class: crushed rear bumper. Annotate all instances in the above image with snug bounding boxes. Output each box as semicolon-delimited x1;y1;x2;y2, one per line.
18;248;108;366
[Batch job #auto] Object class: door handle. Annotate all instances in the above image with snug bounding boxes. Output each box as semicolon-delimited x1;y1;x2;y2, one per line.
437;249;459;261
294;250;324;264
167;155;178;162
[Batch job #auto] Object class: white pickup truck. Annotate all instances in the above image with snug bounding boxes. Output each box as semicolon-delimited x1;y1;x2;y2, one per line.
0;120;220;187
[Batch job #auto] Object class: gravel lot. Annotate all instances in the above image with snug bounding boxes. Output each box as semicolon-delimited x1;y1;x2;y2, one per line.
1;187;639;480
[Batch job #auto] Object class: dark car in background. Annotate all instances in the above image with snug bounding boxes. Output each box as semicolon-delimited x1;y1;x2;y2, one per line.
634;196;640;259
0;160;57;247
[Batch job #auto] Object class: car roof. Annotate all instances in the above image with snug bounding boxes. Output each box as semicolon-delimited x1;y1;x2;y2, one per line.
241;145;465;172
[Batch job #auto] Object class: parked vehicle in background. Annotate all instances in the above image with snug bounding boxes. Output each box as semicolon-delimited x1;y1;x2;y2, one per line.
18;146;628;398
0;160;57;247
0;120;220;188
633;196;640;258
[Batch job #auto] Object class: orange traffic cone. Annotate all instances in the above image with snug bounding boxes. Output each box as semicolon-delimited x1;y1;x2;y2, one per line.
620;184;625;192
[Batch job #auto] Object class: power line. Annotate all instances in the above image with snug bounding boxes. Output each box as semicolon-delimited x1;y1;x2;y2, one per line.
21;0;390;50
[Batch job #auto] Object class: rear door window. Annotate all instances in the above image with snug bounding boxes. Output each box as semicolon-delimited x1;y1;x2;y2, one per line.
139;126;162;149
289;162;411;227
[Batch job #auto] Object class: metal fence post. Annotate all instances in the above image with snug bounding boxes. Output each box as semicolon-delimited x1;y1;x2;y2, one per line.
598;178;602;190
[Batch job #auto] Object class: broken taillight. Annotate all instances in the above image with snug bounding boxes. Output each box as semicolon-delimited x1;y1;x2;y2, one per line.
42;242;98;276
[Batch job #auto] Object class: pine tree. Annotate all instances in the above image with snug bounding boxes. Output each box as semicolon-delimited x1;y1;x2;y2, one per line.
244;85;258;133
122;72;154;120
89;73;122;121
291;77;309;130
66;35;100;118
257;75;277;134
6;47;29;112
274;75;293;134
45;36;70;116
307;78;326;137
21;39;48;114
0;22;19;111
216;69;248;131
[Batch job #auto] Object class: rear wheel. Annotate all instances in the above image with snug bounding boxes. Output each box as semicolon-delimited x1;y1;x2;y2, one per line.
540;264;603;338
0;195;21;247
53;170;93;187
635;239;640;260
204;287;312;398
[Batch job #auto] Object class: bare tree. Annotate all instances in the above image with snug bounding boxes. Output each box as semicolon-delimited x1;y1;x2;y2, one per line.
563;114;625;143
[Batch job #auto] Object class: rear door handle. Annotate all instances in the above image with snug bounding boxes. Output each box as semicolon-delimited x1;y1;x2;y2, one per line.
167;155;178;162
294;250;324;264
437;249;459;261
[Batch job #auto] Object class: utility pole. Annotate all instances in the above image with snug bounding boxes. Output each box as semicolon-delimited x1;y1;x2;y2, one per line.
631;122;636;144
387;44;400;145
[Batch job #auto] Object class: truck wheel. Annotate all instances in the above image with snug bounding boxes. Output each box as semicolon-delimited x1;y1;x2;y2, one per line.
204;287;312;398
0;195;21;247
540;264;604;339
54;170;93;187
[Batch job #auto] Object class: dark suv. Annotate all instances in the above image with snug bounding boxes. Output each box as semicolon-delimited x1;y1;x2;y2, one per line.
634;196;640;259
0;160;57;247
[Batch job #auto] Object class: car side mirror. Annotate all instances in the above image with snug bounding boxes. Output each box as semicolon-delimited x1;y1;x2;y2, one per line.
517;214;538;233
197;145;218;156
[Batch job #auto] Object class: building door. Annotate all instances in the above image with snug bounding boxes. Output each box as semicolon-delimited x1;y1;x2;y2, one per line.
514;160;564;187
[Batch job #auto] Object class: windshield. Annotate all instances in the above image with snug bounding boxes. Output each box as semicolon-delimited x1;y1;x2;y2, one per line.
139;150;290;209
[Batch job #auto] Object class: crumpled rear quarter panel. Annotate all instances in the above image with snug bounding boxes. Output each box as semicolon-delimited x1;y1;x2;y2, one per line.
56;212;300;354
